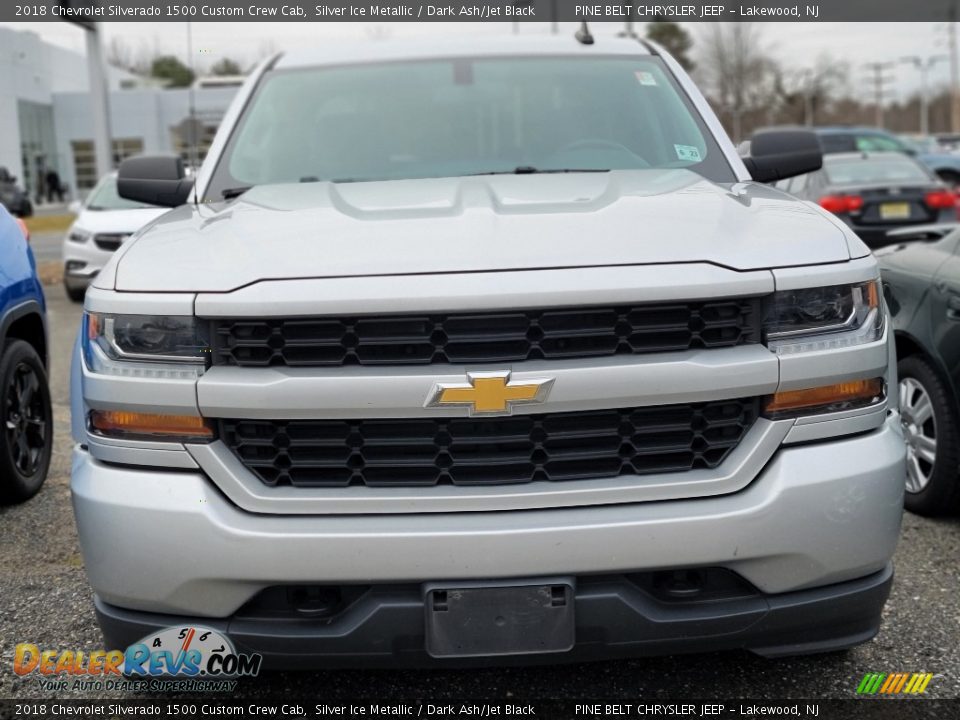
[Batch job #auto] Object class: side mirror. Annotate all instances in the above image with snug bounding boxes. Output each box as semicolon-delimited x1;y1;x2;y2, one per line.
743;129;823;184
68;200;82;215
117;155;194;207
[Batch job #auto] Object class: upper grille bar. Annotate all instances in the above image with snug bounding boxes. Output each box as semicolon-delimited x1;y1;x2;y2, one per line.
210;298;762;368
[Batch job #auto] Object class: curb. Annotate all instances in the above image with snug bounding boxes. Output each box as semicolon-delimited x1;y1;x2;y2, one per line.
25;214;75;234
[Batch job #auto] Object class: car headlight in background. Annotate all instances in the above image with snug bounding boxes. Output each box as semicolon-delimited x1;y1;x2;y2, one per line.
67;228;92;243
82;313;210;377
764;280;883;354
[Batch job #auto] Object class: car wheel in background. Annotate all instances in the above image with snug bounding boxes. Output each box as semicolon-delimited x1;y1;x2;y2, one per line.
898;355;960;516
0;340;53;504
64;280;86;303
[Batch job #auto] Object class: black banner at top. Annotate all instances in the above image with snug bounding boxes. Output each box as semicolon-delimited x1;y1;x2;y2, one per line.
7;0;960;23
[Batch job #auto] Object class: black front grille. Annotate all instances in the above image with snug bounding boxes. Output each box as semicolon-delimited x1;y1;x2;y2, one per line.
220;398;758;489
210;299;762;368
93;233;129;251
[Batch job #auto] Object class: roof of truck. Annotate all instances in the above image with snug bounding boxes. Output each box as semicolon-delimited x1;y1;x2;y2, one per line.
275;34;653;69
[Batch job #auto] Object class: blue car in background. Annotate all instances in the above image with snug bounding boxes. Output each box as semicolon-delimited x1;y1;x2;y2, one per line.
0;205;52;503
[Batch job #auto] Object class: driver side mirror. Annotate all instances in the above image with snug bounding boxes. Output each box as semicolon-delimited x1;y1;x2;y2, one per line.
117;155;194;207
743;129;823;184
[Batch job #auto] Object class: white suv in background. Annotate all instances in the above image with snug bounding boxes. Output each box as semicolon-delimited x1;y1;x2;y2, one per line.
71;36;905;667
61;173;167;302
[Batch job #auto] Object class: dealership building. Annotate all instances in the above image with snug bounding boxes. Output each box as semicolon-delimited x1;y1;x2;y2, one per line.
0;26;239;201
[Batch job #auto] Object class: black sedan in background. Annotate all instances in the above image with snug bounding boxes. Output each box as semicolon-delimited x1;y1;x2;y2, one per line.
878;226;960;516
777;152;956;248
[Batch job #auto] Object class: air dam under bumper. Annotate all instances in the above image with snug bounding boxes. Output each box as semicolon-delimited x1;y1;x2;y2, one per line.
94;565;893;668
72;416;904;661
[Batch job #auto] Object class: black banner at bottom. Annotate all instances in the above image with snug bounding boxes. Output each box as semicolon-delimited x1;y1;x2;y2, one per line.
0;699;955;720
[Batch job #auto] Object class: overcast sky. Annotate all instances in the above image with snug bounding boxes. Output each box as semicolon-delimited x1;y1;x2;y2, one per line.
2;20;951;101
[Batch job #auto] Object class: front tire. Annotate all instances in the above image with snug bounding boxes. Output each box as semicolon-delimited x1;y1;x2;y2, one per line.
0;340;53;504
898;355;960;516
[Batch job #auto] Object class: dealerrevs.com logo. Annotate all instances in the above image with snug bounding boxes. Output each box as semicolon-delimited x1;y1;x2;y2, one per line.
14;625;262;692
125;626;262;678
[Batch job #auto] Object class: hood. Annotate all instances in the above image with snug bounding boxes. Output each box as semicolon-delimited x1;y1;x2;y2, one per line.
76;207;170;235
113;169;850;292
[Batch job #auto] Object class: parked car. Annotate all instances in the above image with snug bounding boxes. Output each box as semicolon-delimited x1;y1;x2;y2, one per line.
0;205;52;503
776;151;956;248
72;36;904;666
814;126;960;187
877;224;960;516
61;172;167;302
0;167;33;218
899;134;947;156
934;133;960;153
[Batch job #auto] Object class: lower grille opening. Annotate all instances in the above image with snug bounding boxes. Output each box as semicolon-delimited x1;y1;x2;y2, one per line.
220;398;759;489
233;569;761;622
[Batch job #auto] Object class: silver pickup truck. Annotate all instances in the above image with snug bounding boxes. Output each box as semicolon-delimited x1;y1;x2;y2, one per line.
70;35;905;667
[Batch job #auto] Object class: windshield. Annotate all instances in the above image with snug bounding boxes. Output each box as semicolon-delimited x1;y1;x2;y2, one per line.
205;55;733;200
86;177;155;210
825;156;932;186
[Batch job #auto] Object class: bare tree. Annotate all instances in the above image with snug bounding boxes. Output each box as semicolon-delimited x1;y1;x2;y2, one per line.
106;37;151;75
786;54;850;126
698;23;777;142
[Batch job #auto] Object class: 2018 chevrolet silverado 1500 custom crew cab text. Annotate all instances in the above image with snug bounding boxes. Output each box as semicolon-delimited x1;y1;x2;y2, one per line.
70;36;906;666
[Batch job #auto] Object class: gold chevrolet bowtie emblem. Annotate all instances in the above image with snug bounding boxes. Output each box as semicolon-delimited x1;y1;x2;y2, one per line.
426;371;554;416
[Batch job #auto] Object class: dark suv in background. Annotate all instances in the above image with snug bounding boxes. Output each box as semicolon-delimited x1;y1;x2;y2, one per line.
878;226;960;515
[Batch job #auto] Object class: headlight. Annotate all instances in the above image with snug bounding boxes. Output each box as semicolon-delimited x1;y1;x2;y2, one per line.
67;228;92;243
764;280;883;354
83;313;210;377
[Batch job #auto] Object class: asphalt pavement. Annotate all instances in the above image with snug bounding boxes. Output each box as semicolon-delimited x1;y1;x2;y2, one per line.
1;290;959;701
29;230;65;265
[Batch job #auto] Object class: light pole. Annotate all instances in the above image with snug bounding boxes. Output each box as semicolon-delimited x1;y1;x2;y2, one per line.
900;55;949;136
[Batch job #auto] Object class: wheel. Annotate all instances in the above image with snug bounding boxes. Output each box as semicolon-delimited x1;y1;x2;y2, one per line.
64;281;86;303
898;355;960;516
0;340;53;503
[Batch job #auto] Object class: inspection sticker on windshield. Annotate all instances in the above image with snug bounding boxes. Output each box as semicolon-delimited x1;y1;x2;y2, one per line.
634;71;658;86
674;144;702;162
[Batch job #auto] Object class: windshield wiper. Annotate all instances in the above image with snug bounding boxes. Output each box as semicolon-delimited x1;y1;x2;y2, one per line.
221;186;253;199
468;167;610;176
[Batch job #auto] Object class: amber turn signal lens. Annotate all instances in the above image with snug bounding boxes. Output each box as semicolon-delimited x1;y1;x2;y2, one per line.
865;280;880;311
90;410;213;439
763;378;884;417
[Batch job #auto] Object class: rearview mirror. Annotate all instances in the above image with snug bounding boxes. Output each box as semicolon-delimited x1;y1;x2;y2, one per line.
117;155;194;207
743;129;822;184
